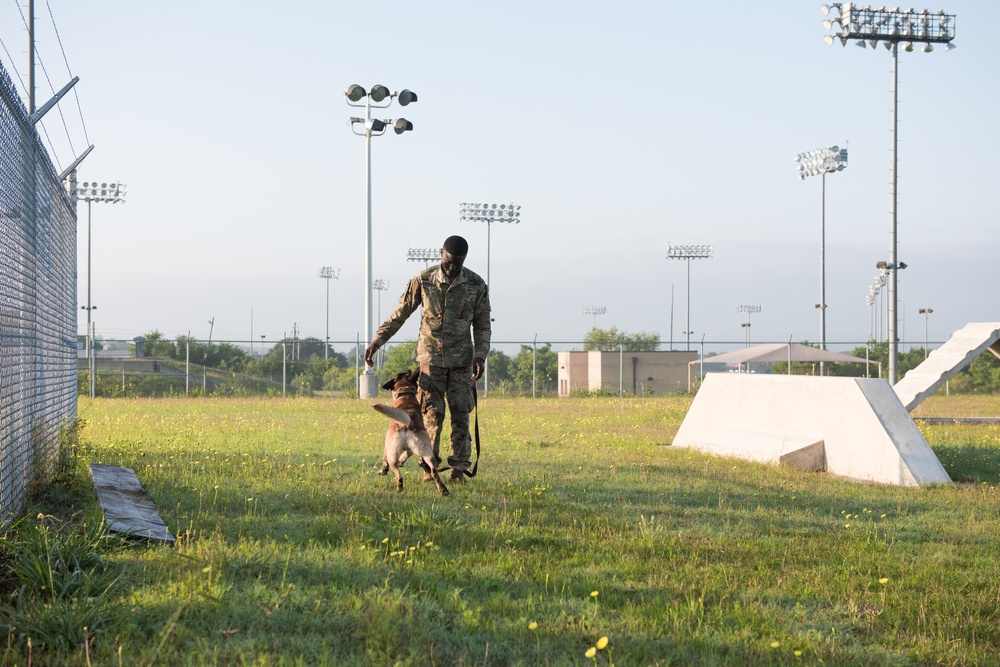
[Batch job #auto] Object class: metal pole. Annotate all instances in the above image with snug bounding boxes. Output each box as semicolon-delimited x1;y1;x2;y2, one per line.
532;334;537;398
86;199;93;398
924;314;929;359
889;43;900;385
820;171;827;376
364;98;373;372
90;322;96;398
685;258;692;352
27;0;35;115
484;220;491;395
325;277;330;360
820;171;827;351
670;284;674;351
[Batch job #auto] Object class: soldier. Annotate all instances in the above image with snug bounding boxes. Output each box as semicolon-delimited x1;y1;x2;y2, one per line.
364;235;491;483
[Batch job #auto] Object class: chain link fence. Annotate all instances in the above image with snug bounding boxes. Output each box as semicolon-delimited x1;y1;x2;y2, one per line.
78;336;899;400
0;63;78;519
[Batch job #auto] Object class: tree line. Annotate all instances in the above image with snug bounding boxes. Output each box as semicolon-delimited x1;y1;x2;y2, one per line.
87;328;1000;397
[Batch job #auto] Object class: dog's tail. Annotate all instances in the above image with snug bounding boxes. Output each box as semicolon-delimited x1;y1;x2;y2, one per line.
373;404;412;427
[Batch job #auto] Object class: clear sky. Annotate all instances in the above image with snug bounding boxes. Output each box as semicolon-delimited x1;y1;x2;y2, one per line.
1;1;996;355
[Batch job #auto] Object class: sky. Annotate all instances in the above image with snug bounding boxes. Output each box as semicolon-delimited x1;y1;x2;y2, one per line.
1;0;996;357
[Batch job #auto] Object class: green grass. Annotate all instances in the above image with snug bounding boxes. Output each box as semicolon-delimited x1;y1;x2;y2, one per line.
4;394;1000;665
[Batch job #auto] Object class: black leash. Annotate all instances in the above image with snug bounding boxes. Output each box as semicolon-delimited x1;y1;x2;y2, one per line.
464;383;481;478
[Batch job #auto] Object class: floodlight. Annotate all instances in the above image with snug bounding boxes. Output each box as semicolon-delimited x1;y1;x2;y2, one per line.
346;84;366;102
345;84;418;396
796;144;847;357
397;89;417;106
667;243;713;352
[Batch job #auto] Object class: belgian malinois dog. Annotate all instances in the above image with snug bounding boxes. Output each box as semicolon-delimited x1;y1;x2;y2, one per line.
374;369;449;496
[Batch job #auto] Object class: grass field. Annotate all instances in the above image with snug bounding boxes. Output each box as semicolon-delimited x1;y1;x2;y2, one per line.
4;393;1000;665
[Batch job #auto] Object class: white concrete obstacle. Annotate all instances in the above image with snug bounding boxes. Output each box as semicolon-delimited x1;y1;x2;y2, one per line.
893;322;1000;412
672;373;951;486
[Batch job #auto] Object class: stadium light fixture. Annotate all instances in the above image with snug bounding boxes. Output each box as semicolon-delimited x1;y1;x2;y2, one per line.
346;84;417;398
458;202;522;394
919;308;934;359
821;4;956;385
737;304;763;348
458;202;521;289
76;181;126;399
318;266;340;359
795;145;847;364
667;244;713;352
406;247;440;267
582;305;607;329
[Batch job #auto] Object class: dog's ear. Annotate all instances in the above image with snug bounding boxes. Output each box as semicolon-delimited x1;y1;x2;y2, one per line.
407;368;420;384
381;377;396;391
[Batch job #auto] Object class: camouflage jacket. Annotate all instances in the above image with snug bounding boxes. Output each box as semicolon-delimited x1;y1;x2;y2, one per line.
372;264;491;368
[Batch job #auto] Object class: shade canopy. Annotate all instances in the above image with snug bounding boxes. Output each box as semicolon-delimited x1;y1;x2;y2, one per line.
697;343;868;366
687;343;878;391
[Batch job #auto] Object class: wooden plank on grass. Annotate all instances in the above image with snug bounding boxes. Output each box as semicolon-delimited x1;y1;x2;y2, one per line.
88;463;175;543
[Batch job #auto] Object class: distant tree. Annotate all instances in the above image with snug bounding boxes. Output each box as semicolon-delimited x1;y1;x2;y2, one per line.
584;327;660;352
948;353;1000;394
511;343;558;394
142;330;176;358
486;348;512;386
378;341;418;382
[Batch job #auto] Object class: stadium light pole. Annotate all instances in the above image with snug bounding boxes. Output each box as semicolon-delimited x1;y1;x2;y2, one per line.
406;247;439;267
795;145;847;364
459;202;522;394
318;266;340;360
667;244;713;352
919;307;934;359
459;202;521;289
76;181;126;399
346;83;417;398
582;306;607;329
821;3;956;384
737;304;763;348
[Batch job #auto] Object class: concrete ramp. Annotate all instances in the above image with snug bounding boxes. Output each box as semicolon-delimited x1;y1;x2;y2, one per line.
893;322;1000;412
672;373;951;486
89;463;175;543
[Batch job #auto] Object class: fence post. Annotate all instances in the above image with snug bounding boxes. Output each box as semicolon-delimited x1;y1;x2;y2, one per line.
619;340;624;396
185;340;190;398
532;334;537;398
282;342;287;397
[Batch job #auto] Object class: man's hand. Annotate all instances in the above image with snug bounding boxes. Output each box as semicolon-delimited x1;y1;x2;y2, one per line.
471;357;485;381
364;342;380;368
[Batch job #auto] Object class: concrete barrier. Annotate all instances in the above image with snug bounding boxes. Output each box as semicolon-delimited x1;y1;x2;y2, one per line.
672;373;951;486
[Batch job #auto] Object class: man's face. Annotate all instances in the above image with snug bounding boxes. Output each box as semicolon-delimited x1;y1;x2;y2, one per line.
440;249;466;279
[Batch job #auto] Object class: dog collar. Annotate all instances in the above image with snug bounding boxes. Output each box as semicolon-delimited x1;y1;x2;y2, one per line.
393;387;418;397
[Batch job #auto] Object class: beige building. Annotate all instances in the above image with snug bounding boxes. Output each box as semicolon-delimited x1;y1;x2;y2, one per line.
558;350;698;397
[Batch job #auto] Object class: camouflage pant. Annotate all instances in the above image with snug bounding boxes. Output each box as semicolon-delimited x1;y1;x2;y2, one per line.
418;364;473;470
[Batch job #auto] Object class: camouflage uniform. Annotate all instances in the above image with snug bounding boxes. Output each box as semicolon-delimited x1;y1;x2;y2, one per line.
371;264;491;469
